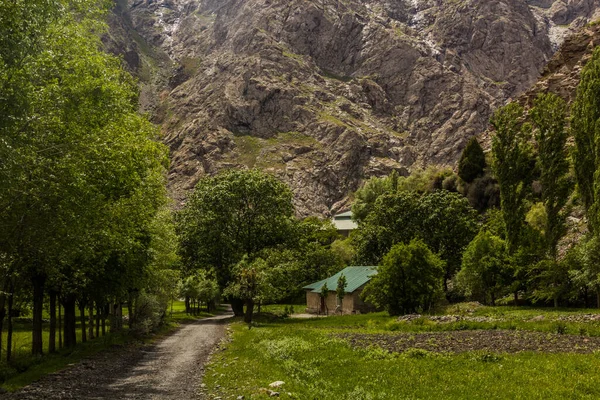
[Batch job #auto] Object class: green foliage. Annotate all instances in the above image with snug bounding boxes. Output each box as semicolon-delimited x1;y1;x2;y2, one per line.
352;174;397;223
530;93;572;258
177;169;294;289
568;237;600;298
130;293;165;336
320;283;329;299
331;238;356;264
0;0;170;356
463;174;500;212
224;257;269;304
525;202;547;234
352;168;459;223
354;190;477;288
458;137;486;183
491;103;535;254
455;230;509;305
571;47;600;232
529;259;572;307
178;271;220;307
362;239;444;315
336;274;347;302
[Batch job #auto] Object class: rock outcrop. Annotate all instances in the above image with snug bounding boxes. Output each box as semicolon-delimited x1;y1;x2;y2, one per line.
106;0;600;215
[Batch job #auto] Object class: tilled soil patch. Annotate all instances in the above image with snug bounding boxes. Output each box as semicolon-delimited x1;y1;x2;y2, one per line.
339;330;600;354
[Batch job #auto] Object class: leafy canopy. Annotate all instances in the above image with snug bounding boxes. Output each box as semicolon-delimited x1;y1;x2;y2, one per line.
362;239;444;315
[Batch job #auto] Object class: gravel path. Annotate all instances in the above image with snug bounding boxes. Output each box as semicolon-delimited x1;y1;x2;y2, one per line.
5;311;233;400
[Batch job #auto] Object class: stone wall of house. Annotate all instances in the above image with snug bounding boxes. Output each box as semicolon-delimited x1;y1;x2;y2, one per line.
306;287;375;314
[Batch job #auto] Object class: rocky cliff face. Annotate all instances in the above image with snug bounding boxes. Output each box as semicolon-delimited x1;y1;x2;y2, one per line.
106;0;600;216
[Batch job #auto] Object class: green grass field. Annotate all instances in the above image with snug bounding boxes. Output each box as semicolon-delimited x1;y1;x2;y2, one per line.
203;305;600;399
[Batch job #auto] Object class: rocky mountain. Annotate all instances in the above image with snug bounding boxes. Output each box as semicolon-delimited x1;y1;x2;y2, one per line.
105;0;600;216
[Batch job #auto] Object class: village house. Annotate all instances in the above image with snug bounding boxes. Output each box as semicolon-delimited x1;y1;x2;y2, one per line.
332;211;357;237
303;266;378;314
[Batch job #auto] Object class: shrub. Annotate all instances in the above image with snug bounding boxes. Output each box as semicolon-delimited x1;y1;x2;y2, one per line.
361;239;445;315
132;293;166;336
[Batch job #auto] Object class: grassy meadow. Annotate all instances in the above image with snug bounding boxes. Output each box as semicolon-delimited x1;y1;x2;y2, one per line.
203;305;600;399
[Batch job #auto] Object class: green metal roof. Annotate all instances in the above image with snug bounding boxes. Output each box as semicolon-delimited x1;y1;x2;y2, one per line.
334;211;353;219
303;266;378;294
332;211;357;231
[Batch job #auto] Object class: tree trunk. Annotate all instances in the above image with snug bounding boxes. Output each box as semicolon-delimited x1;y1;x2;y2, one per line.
49;290;57;353
79;302;87;343
7;290;14;362
127;294;134;330
32;274;45;356
63;295;77;348
88;303;95;340
96;306;100;338
110;303;118;332
185;296;190;314
513;291;519;306
554;295;559;309
58;300;63;349
597;289;600;309
244;299;255;324
0;289;6;361
101;304;106;336
231;298;244;317
119;303;123;330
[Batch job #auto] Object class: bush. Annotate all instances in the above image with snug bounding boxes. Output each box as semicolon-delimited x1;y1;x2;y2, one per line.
132;293;166;336
361;239;445;315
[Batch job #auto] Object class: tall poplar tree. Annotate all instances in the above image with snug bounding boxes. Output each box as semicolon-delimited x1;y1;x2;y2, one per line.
572;47;600;233
530;93;572;259
490;103;534;254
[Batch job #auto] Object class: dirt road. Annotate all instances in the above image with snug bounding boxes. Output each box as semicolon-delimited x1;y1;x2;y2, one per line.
5;311;232;399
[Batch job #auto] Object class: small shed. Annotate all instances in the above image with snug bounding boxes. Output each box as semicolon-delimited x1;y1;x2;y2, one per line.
332;211;357;237
303;266;378;314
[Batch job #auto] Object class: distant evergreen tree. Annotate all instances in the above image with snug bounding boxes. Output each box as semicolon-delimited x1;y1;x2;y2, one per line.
458;137;486;183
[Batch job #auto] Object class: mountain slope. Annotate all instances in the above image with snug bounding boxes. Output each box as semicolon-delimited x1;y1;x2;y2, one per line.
106;0;600;215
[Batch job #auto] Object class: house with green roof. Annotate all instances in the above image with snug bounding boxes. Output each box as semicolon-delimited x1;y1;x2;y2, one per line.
303;266;378;314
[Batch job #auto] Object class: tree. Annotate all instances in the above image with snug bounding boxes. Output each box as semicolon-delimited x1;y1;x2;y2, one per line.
224;257;273;324
361;239;444;316
529;259;572;308
458;137;486;183
571;47;600;232
336;274;347;312
455;230;509;305
530;93;572;259
177;169;294;316
491;103;534;254
0;0;169;355
569;237;600;307
352;174;397;223
417;190;478;290
353;191;421;265
320;282;329;315
353;189;477;290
